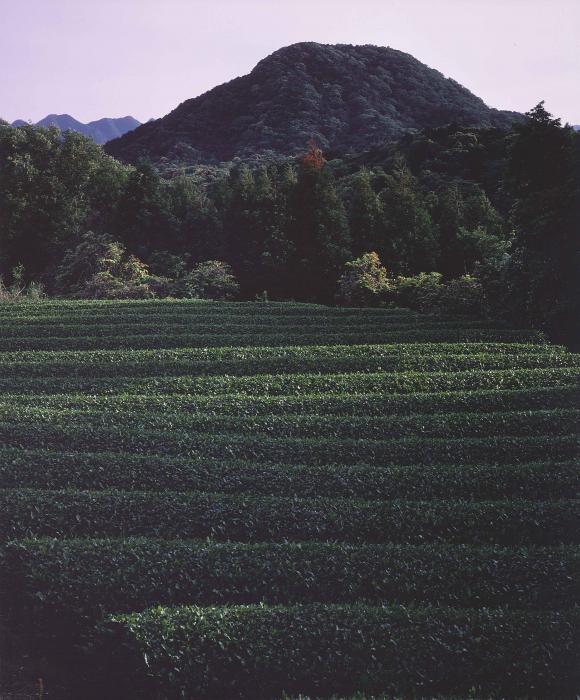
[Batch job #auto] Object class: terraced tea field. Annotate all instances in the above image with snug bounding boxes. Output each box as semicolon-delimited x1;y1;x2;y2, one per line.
0;299;579;699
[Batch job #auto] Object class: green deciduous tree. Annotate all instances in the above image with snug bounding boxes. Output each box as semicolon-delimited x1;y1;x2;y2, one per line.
348;169;382;255
55;231;152;299
377;161;439;274
183;260;240;300
0;123;127;281
289;150;351;301
336;251;392;306
506;102;580;344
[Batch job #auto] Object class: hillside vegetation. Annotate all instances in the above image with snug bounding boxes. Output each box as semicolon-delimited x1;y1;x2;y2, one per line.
1;102;577;346
1;299;579;698
106;43;519;164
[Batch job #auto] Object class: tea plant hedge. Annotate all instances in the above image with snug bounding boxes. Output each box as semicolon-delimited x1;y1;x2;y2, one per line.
0;299;578;699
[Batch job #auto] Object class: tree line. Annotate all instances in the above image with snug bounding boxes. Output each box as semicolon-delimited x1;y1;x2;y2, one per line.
0;103;577;344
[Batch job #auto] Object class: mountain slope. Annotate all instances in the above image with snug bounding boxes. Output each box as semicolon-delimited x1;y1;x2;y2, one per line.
11;114;141;144
85;116;142;144
106;42;520;165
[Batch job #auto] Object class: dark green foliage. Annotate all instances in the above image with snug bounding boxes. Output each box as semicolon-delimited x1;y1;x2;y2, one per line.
336;253;391;307
0;364;575;397
347;170;382;255
101;604;580;699
506;103;580;345
0;448;577;500
3;99;577;340
1;343;573;377
182;260;240;300
0;299;577;697
1;490;578;544
289;157;351;300
0;407;577;442
4;383;577;415
7;540;579;643
0;417;577;464
54;231;155;299
0;124;128;277
376;163;439;273
105;43;518;165
0;328;543;351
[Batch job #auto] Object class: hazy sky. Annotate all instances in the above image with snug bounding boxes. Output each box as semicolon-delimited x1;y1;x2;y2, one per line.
1;0;579;125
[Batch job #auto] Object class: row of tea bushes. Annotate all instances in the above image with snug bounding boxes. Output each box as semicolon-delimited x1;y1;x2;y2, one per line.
1;406;577;441
6;385;577;415
1;490;578;544
0;329;545;351
1;448;576;500
0;366;576;397
0;419;576;463
0;406;580;442
2;344;573;377
8;539;578;637
99;604;580;699
0;318;501;337
1;300;577;698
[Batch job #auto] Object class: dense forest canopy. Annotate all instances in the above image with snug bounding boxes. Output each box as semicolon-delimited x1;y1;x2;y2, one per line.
0;102;578;345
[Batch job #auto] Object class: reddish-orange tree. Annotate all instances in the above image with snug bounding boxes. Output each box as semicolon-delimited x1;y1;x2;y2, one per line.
301;140;326;170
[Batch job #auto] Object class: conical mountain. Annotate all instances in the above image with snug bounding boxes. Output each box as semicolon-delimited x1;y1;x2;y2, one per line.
106;42;520;164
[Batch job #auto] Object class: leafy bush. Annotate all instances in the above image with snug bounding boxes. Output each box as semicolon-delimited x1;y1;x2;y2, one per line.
391;272;443;312
0;297;578;698
4;382;577;416
181;260;239;300
336;252;392;306
388;272;486;316
1;405;577;442
55;232;156;299
439;275;485;315
0;327;544;352
0;265;45;302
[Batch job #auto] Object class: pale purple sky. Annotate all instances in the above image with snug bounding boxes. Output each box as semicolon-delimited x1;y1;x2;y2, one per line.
1;0;579;125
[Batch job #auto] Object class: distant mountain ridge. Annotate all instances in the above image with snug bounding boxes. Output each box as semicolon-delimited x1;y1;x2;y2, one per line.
106;42;521;165
10;114;141;144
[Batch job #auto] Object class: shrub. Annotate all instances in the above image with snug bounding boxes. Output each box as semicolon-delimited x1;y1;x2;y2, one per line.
54;232;156;299
391;272;443;312
0;365;575;400
0;343;574;378
0;265;45;302
80;271;153;300
336;252;392;306
439;274;485;315
181;260;239;300
390;273;486;316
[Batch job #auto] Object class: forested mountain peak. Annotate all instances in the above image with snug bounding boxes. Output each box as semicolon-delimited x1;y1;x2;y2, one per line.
105;42;520;165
